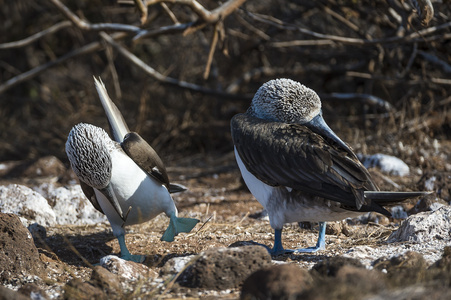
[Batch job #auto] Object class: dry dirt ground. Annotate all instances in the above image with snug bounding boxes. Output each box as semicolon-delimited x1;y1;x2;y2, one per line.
1;144;451;299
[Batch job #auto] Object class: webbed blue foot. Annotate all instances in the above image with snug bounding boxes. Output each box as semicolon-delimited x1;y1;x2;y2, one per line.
161;212;199;242
266;222;327;255
117;234;145;263
268;228;292;256
293;222;326;253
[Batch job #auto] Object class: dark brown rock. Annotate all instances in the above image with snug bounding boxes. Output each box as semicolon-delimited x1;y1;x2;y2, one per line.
374;251;427;287
300;266;387;300
408;194;447;214
311;256;364;277
64;279;107;300
0;212;44;282
325;222;343;235
241;264;313;300
426;246;451;287
178;245;272;290
0;285;30;300
90;266;122;297
3;156;66;179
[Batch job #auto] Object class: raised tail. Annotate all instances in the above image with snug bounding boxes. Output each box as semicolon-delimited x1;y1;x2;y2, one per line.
161;213;199;242
93;77;130;143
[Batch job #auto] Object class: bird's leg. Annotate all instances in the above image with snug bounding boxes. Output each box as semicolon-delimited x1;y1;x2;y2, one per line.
269;228;293;256
294;221;326;253
117;234;145;263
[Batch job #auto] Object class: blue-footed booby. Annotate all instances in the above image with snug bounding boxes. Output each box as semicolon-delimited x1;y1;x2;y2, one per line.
65;77;199;262
231;78;430;255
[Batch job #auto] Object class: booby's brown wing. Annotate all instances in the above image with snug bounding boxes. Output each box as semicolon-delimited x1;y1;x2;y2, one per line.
121;131;171;189
79;180;104;214
231;113;378;209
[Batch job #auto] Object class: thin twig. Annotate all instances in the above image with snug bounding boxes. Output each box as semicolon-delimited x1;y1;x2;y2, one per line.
322;93;394;112
135;0;246;39
0;32;127;95
397;42;418;78
270;39;334;47
246;11;451;45
48;0;142;33
145;0;246;23
418;50;451;74
203;22;220;79
0;21;71;49
99;31;248;99
105;42;122;100
160;2;179;24
134;0;148;24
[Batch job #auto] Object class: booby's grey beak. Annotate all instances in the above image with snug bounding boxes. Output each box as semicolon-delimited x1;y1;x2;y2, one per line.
99;183;125;221
305;111;355;157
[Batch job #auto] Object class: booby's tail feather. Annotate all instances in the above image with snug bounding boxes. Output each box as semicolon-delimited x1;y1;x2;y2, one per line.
94;77;130;143
161;213;199;242
169;183;188;194
348;191;432;217
364;191;432;205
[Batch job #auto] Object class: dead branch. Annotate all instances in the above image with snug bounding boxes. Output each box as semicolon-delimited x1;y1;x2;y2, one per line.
246;11;451;45
145;0;246;23
203;22;221;79
0;21;71;50
0;33;127;95
48;0;142;33
98;32;247;99
133;0;148;25
322;93;394;112
418;50;451;74
134;0;246;39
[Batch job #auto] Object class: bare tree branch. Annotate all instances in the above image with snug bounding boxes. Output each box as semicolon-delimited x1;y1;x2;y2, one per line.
98;31;247;99
145;0;246;23
0;21;71;49
322;93;394;112
135;0;246;39
48;0;142;33
134;0;148;24
0;33;127;95
418;50;451;74
246;11;451;45
203;22;221;80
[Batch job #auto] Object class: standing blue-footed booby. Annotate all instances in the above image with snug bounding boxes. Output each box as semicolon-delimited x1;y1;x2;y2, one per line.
231;78;430;256
65;77;199;262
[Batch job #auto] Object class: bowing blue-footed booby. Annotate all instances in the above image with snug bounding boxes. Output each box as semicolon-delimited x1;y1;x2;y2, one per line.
231;78;430;256
65;77;199;262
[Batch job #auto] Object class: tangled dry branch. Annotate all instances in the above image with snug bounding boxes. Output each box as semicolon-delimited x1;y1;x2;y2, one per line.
0;0;449;105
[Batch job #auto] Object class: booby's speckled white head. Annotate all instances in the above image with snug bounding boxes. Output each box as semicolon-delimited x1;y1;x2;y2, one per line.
65;123;115;189
248;78;321;124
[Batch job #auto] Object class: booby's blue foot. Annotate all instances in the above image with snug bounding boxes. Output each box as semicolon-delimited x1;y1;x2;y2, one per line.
293;222;326;253
268;228;292;255
161;213;199;242
117;234;145;263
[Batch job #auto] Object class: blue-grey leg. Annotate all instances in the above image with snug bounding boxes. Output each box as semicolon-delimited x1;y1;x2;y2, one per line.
294;221;326;253
117;234;145;263
269;228;288;256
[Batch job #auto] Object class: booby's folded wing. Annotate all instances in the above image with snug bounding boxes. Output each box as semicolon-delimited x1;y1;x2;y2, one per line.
121;131;172;190
231;113;377;209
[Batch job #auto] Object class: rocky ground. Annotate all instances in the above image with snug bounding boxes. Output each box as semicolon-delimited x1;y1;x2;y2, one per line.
0;150;451;299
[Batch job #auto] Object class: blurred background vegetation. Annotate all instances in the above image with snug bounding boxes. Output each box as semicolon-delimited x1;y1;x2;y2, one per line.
0;0;449;171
